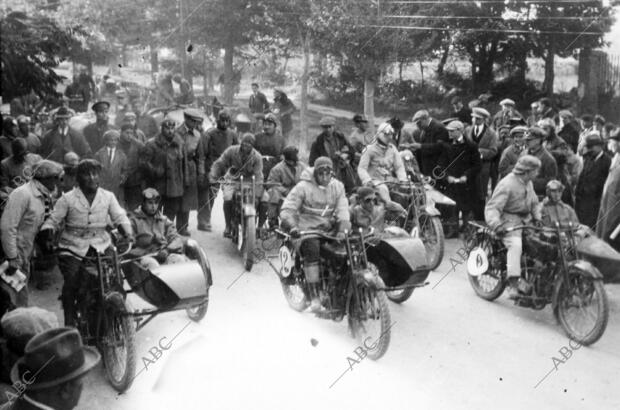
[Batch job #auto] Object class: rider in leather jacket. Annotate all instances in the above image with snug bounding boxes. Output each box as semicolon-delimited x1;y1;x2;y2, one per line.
280;156;351;312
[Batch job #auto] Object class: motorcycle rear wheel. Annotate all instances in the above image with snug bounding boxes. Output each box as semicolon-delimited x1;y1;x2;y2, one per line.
101;292;136;393
418;215;444;270
467;240;506;301
349;269;391;360
555;268;609;346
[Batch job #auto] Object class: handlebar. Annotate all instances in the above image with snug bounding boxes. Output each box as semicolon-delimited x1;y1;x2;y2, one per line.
212;178;281;188
56;241;134;260
274;227;374;241
498;224;582;235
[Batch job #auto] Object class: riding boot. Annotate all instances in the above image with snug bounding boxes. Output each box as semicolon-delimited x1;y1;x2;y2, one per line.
304;263;323;312
61;295;77;327
258;201;269;229
267;203;279;228
223;200;233;238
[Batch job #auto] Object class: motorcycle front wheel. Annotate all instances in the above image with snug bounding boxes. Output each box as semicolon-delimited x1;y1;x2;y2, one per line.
101;292;136;393
348;267;391;360
554;267;609;346
418;215;444;270
242;216;256;271
280;274;309;312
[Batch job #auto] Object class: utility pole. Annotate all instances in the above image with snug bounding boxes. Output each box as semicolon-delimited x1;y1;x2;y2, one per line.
179;0;188;82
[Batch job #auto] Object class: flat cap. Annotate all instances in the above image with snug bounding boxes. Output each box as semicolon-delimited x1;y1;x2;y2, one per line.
558;109;573;118
412;110;430;122
585;132;603;147
33;160;64;179
142;187;160;199
513;154;542;174
500;98;515;106
471;107;490;119
352;114;368;123
525;126;547;140
537;118;555;129
546;179;564;191
319;116;336;127
91;101;110;112
510;125;528;136
184;108;204;122
446;120;464;131
122;112;137;120
314;156;333;170
1;307;59;355
102;129;120;141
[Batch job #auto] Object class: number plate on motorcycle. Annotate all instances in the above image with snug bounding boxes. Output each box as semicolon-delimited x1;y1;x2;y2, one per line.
467;247;489;277
279;246;294;277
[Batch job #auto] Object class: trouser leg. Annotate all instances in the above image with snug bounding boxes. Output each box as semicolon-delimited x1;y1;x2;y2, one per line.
58;255;82;327
258;201;269;228
198;184;217;227
176;211;189;233
162;196;180;223
503;231;522;278
223;200;233;235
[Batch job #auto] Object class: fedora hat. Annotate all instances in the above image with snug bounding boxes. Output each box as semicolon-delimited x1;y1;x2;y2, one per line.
11;327;100;390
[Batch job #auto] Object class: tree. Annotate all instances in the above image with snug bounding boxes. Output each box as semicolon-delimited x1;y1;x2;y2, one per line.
1;11;84;100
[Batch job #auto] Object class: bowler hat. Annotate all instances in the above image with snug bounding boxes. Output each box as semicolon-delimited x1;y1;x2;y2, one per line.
11;327;100;390
91;101;110;112
471;107;490;119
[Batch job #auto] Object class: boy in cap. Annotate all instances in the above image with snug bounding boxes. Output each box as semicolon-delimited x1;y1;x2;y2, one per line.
83;101;116;153
575;133;611;229
485;155;542;296
498;126;527;179
524;126;557;197
350;186;405;234
540;180;580;228
1;160;64;306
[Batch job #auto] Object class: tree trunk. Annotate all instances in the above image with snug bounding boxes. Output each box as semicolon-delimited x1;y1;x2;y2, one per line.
398;60;404;82
121;44;128;67
364;76;376;134
543;43;555;97
203;48;208;99
419;61;424;85
150;42;159;74
223;38;235;105
437;42;450;76
300;32;311;155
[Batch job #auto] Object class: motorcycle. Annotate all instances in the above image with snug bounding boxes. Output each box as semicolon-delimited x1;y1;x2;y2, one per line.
386;177;455;270
274;229;392;360
465;222;609;345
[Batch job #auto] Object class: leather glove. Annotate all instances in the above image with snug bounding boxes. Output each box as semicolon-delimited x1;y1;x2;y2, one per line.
289;227;301;239
5;259;19;276
156;249;169;263
117;225;134;243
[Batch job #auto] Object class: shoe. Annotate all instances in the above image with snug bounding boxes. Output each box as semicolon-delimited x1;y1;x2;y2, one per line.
307;298;326;313
179;229;190;237
197;223;212;232
223;227;232;238
507;277;532;295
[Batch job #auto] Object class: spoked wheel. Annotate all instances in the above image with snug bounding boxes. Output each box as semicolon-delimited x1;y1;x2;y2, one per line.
467;239;506;301
348;266;391;360
280;274;309;312
101;292;136;393
554;268;609;346
385;287;414;304
418;215;444;270
242;216;256;271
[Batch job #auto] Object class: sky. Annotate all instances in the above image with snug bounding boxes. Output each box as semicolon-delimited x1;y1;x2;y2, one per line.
605;6;620;54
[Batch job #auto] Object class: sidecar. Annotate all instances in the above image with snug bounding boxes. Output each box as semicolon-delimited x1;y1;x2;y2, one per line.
575;235;620;284
366;228;431;303
122;239;213;326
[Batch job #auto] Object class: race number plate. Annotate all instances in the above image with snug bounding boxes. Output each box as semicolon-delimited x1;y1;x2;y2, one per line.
467;246;489;277
279;246;294;277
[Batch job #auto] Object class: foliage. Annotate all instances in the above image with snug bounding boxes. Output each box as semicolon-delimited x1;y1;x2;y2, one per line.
1;11;84;100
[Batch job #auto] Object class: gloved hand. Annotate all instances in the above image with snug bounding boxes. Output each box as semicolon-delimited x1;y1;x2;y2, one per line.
335;231;346;241
532;219;544;228
117;225;134;243
493;225;507;236
289;227;301;239
156;249;169;263
5;259;19;276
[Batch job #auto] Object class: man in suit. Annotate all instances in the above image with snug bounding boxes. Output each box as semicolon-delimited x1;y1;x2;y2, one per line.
407;109;450;178
94;130;127;203
249;83;269;115
83;101;116;154
39;108;91;163
596;129;620;251
466;107;499;220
